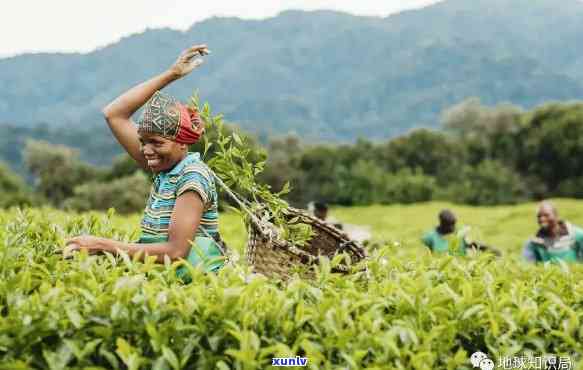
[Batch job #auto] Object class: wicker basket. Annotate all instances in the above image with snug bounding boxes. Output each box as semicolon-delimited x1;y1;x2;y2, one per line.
245;207;367;279
209;171;366;279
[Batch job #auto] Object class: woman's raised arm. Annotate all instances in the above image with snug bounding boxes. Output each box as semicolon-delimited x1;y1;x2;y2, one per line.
102;44;209;169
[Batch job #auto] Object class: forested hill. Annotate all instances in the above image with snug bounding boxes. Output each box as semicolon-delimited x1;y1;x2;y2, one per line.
2;0;583;142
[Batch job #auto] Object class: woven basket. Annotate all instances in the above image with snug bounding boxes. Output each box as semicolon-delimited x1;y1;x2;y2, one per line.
245;207;366;279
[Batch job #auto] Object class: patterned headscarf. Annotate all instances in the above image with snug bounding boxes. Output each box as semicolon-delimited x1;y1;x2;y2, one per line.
137;91;204;144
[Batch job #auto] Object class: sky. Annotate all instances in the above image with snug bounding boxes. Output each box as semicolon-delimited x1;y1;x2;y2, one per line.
0;0;442;57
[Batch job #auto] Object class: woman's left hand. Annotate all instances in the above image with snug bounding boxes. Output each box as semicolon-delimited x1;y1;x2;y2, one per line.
64;235;111;257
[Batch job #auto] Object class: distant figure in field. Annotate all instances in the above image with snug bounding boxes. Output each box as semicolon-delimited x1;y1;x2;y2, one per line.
313;201;329;222
523;201;583;263
421;209;501;256
309;201;373;243
421;209;469;256
310;201;344;230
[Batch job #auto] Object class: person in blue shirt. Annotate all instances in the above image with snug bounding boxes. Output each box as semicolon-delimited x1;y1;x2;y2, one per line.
421;209;469;256
523;201;583;263
422;209;501;257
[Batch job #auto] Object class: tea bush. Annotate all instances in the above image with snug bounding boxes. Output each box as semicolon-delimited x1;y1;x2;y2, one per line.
0;202;582;369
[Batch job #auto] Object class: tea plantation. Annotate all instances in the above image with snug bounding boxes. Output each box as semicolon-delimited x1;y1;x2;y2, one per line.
1;200;582;369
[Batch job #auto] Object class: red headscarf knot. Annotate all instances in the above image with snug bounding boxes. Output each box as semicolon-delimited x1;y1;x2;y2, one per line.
175;104;205;144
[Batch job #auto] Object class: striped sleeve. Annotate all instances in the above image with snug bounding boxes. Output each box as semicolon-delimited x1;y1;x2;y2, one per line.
176;166;212;208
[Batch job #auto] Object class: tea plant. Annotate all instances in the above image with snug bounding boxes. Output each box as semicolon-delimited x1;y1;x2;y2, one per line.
189;95;313;247
1;205;583;369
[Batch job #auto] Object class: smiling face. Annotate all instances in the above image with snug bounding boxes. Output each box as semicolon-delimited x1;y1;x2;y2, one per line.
537;202;558;231
138;131;187;173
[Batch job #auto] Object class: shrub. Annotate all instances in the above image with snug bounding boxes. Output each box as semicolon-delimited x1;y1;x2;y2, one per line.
443;160;528;205
64;172;151;214
382;168;436;204
0;161;36;207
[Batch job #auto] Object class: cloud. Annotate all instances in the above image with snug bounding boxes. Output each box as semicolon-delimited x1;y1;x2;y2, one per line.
1;0;440;56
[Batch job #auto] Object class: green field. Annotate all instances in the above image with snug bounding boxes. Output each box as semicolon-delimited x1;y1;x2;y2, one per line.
231;199;583;259
333;199;583;257
1;201;582;369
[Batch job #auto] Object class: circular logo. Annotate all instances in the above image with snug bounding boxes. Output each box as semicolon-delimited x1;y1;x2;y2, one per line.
470;352;488;368
479;358;494;370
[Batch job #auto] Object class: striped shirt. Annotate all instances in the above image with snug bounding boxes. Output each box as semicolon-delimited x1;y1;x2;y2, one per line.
139;152;219;243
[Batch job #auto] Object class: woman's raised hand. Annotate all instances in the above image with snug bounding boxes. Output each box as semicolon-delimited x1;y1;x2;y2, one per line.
169;44;210;78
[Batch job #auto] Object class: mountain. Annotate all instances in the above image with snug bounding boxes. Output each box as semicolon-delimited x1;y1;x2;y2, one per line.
2;0;583;143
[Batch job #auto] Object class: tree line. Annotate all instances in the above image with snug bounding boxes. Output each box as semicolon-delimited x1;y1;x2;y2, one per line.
1;99;583;212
